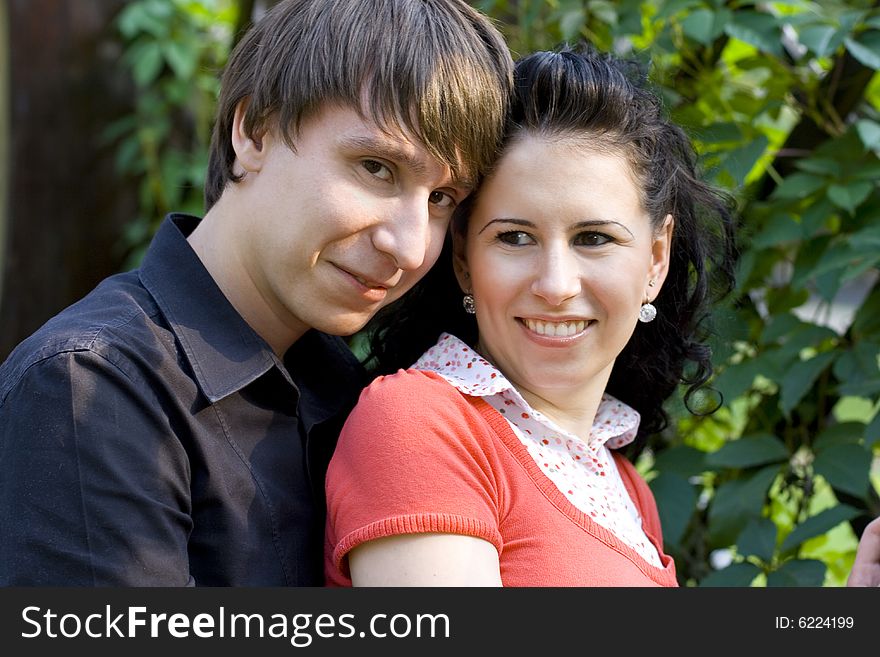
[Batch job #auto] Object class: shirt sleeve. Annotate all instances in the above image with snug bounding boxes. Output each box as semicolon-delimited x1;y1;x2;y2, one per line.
325;370;504;576
0;350;194;586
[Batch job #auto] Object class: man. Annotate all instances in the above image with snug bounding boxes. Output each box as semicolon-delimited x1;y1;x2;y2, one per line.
0;0;512;585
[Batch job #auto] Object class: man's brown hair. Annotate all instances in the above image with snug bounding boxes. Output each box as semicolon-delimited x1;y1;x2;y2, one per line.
204;0;513;208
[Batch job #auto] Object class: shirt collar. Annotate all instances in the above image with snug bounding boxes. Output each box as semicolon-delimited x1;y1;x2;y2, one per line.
286;330;366;432
414;332;639;449
138;214;285;403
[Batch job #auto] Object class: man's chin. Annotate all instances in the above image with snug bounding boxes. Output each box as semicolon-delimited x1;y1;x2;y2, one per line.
314;314;372;338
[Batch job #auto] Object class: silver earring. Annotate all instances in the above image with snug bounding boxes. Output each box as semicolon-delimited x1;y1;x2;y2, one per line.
462;294;476;314
639;302;657;323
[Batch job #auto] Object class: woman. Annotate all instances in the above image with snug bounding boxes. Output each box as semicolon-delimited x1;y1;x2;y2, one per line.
323;45;738;586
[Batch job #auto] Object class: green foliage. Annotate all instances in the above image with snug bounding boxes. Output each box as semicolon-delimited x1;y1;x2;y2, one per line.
109;0;880;585
107;0;238;268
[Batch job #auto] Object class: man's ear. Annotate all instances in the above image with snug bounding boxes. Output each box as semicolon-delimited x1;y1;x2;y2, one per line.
451;229;470;293
231;98;267;175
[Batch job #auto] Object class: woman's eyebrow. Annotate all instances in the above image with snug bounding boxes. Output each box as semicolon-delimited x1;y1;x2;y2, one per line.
572;220;635;239
478;217;634;238
477;217;533;234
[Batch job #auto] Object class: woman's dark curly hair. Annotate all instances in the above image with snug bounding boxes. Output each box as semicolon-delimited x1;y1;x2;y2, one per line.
363;44;738;441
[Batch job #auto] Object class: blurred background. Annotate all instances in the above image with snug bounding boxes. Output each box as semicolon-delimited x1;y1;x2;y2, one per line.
1;0;879;586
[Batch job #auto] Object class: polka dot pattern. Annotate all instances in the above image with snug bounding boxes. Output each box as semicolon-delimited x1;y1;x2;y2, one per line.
413;332;663;567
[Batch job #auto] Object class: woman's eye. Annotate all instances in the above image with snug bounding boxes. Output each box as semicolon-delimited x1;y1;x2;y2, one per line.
575;232;612;246
497;231;533;246
429;190;456;209
363;159;392;181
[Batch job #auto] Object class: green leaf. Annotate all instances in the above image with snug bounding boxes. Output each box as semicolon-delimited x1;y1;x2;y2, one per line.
813;422;867;452
681;9;715;46
770;172;826;200
699;562;762;587
832;343;880;392
780;505;862;553
845;32;880;70
760;313;803;344
765;287;811;316
851;284;880;339
866;412;880;449
736;517;777;563
162;41;198;80
705;434;788;469
118;2;168;39
838;379;880;397
839;10;869;34
559;8;586;40
712;358;760;402
725;10;783;56
746;348;789;382
767;559;826;586
794;156;841;177
856;119;880;150
698;122;742;144
842;254;880;286
808;239;875;282
751;213;801;248
827;181;873;214
721;136;768;186
769;323;837;364
656;0;704;20
815;268;842;303
813;444;873;500
800;198;837;237
588;0;617;26
798;24;842;58
852;160;880;181
649;473;698;548
652;445;708;478
847;224;880;249
131;41;164;87
709;466;780;546
780;352;837;416
615;0;643;34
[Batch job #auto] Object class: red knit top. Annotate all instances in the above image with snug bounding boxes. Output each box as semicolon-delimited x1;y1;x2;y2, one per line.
325;369;678;587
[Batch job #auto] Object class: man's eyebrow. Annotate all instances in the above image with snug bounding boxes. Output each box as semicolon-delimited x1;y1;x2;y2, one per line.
340;135;472;188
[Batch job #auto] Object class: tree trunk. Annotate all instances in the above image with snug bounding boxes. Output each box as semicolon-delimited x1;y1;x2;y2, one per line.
0;0;139;360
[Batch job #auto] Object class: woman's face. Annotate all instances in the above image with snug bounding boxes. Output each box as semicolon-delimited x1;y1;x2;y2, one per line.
454;134;672;407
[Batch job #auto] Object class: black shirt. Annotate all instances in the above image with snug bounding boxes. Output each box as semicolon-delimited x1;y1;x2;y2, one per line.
0;214;366;585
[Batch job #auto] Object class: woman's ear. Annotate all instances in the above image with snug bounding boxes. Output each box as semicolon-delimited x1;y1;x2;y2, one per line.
231;98;267;175
451;229;471;293
648;214;674;296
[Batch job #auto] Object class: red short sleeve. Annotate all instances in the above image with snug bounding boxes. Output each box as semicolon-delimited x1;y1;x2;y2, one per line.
325;370;504;584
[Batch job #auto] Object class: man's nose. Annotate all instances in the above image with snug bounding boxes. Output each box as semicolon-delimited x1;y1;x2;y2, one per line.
370;198;431;271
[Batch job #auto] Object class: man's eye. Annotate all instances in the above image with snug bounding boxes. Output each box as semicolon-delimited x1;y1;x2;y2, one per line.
429;190;456;208
575;232;612;246
363;159;392;181
497;231;532;246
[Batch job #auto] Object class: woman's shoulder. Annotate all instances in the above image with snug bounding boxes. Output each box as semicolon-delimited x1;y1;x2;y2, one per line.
356;368;469;411
341;368;492;448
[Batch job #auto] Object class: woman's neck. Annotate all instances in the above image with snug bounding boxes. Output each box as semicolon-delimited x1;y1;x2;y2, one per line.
474;338;612;440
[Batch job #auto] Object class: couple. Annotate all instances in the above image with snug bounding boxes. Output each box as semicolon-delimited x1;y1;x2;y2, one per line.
1;0;877;587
